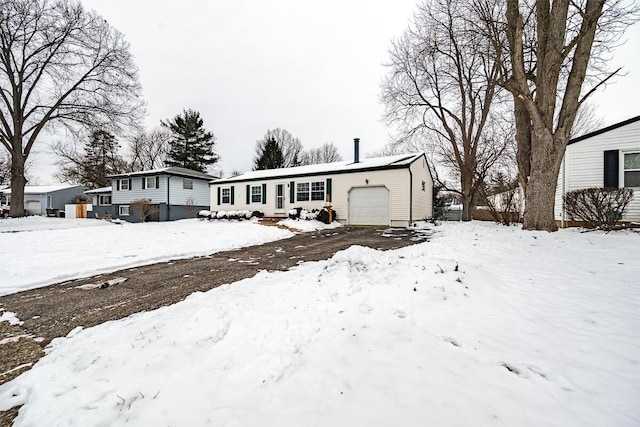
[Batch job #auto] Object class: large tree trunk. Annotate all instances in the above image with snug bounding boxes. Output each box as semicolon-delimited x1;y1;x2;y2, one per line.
461;173;474;222
9;150;26;217
522;128;564;231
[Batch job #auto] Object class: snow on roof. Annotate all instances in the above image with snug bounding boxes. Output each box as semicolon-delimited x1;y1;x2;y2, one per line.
108;167;217;180
1;184;82;194
85;186;112;194
216;153;425;183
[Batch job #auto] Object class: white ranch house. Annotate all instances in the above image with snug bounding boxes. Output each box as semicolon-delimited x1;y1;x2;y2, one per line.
555;115;640;224
210;153;433;226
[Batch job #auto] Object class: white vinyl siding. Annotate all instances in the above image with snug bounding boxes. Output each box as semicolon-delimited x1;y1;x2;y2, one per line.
555;118;640;221
410;157;433;222
209;156;433;226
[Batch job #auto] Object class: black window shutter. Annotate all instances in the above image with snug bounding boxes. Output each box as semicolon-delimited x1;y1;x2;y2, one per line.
326;178;332;202
116;180;120;191
246;185;250;204
231;186;235;205
262;183;267;204
156;176;160;188
290;181;295;203
142;177;146;189
604;150;619;188
217;187;221;205
128;179;132;190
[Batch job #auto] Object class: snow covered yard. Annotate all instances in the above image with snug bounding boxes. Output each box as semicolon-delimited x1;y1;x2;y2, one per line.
1;222;639;426
0;217;293;296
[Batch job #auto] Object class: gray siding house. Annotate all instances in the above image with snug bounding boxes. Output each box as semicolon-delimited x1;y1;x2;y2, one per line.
108;167;217;222
85;186;113;218
0;185;85;216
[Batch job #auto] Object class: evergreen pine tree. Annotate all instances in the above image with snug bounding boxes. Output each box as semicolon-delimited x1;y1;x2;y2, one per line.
55;129;127;189
162;109;218;172
253;137;286;170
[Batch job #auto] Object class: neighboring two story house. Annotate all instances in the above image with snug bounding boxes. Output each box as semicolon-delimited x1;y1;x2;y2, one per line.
108;167;217;222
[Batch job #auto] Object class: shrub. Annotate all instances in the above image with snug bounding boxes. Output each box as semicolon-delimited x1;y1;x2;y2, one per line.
563;187;633;230
288;207;336;223
130;199;160;223
205;210;263;220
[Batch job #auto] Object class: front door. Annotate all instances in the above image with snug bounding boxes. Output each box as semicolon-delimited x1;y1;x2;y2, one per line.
275;183;285;213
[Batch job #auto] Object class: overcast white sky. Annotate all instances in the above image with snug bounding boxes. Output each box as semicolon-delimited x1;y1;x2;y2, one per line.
30;0;640;183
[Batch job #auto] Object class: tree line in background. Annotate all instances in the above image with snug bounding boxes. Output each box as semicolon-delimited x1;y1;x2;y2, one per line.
252;128;342;171
52;108;218;189
51;119;342;190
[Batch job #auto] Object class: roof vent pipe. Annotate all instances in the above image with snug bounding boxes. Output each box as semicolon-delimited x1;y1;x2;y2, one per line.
354;138;360;163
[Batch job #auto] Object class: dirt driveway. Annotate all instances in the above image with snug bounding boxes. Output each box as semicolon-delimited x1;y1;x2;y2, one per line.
0;224;431;425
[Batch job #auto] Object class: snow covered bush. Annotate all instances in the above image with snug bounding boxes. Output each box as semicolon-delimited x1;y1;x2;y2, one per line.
288;207;336;224
206;210;264;221
563;187;633;230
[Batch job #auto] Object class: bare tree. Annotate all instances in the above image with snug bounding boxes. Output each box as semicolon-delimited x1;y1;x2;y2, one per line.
0;0;144;217
256;128;303;168
382;0;511;221
300;142;343;165
130;198;159;223
0;150;9;185
570;101;604;138
483;0;638;231
128;128;171;171
54;129;128;189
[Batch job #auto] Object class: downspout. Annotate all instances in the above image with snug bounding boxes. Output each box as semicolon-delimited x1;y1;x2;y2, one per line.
167;175;172;221
408;166;413;225
561;157;566;228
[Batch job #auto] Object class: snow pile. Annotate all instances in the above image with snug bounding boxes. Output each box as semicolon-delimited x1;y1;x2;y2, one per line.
278;218;342;232
0;216;112;232
0;218;292;296
0;309;23;326
1;223;638;426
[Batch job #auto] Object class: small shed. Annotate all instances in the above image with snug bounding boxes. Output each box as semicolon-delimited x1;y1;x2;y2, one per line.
0;185;86;216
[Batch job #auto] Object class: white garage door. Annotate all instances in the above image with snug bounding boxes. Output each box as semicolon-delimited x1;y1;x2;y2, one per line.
25;200;42;215
348;187;390;225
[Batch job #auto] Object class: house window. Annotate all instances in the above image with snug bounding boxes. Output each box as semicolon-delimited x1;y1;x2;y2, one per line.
251;185;262;203
145;176;157;189
98;195;111;206
120;179;129;190
119;205;130;216
421;181;426;191
311;181;325;201
221;188;231;204
296;182;310;201
183;178;193;190
624;152;640;187
296;181;324;201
